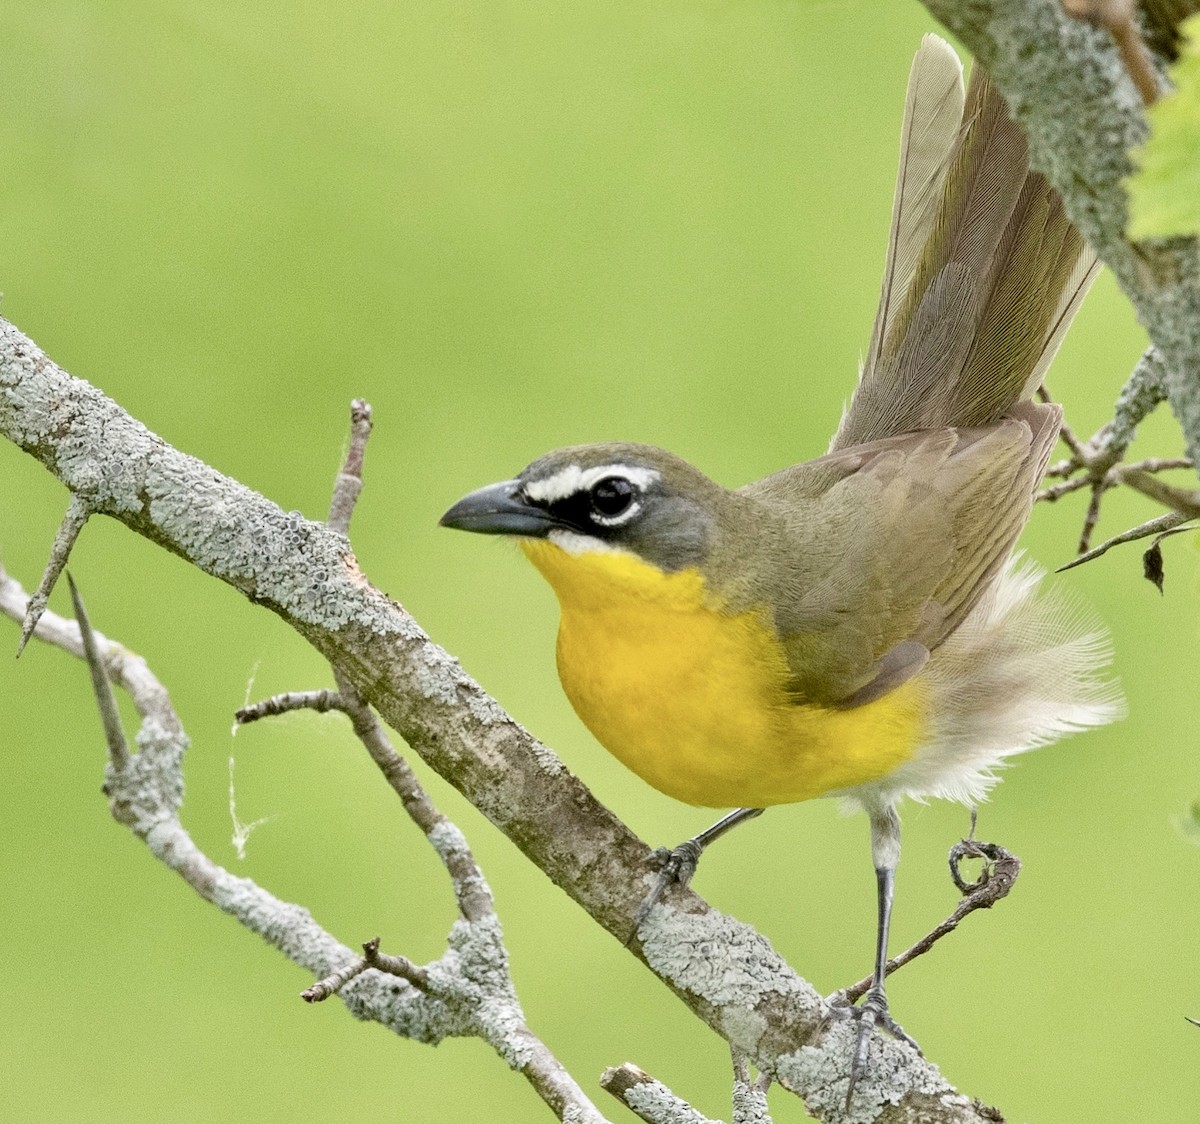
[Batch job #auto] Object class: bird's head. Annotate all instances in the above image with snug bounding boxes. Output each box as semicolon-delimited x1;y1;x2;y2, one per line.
440;442;728;574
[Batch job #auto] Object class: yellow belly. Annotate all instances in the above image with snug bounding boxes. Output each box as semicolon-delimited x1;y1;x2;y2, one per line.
520;538;926;808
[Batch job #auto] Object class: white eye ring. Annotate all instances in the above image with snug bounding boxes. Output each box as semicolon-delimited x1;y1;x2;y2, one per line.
591;498;641;527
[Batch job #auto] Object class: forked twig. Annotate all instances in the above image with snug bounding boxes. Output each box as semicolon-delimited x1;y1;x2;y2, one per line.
230;400;602;1120
1038;355;1191;555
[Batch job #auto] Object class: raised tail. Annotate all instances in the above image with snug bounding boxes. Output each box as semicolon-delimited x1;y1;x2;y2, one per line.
831;36;1096;451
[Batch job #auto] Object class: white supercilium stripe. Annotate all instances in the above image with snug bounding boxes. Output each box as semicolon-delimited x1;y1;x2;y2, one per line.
523;463;659;504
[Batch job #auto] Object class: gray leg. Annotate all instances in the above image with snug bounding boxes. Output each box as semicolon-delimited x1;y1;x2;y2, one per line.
844;804;921;1107
634;807;765;923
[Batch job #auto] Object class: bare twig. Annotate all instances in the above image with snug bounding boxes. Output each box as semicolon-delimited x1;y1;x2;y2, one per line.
0;567;386;1015
1038;455;1192;499
1116;466;1200;518
1041;350;1190;570
67;573;130;772
1038;451;1192;550
363;936;432;990
326;400;496;922
1039;385;1089;461
304;936;431;1001
1037;475;1092;500
265;400;601;1122
18;494;89;656
328;398;373;534
841;841;1021;1004
235;688;347;724
5;552;610;1124
302;945;374;1002
341;684;497;922
1056;510;1191;571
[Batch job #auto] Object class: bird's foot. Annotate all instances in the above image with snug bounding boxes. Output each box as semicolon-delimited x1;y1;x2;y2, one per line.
632;838;705;925
828;985;921;1109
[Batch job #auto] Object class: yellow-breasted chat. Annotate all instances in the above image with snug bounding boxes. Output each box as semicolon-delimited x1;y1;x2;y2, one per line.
439;36;1122;1094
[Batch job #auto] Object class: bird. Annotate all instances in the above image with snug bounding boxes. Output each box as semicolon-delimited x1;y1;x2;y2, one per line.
439;35;1122;1094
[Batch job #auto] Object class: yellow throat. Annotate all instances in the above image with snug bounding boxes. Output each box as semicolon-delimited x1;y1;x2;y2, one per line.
520;537;927;809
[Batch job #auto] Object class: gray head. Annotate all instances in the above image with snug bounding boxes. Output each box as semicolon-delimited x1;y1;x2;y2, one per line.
440;442;727;572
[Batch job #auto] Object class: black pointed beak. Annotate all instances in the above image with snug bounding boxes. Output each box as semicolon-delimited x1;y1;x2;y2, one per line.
439;479;558;537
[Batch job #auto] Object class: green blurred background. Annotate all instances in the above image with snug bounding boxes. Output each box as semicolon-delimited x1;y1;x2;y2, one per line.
2;2;1197;1121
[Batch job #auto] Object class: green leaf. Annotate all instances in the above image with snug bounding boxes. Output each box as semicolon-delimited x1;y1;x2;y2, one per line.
1127;14;1200;240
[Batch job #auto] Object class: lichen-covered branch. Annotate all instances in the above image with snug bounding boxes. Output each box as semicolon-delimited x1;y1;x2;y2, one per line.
601;1064;722;1124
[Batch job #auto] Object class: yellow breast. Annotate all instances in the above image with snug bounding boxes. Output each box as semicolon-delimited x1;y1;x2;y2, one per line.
520;538;926;808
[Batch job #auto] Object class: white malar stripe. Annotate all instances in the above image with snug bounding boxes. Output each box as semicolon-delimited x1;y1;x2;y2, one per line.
547;529;624;556
523;463;660;504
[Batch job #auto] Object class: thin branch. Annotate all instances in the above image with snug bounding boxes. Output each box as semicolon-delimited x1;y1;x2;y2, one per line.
1056;510;1191;571
18;494;89;656
325;401;496;922
1038;456;1191;501
310;399;604;1122
302;946;374;1002
1037;452;1192;550
841;841;1021;1004
67;573;130;772
235;688;346;724
363;936;432;990
0;567;405;1022
344;682;498;923
3;561;610;1124
328;398;372;534
1115;465;1200;518
1039;384;1089;461
304;937;431;1001
1043;351;1169;481
236;678;497;921
1037;475;1091;500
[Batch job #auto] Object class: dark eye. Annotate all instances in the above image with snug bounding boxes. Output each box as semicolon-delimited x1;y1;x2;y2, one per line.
589;476;636;519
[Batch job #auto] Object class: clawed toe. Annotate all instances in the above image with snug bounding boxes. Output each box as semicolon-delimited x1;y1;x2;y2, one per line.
631;810;765;928
633;839;704;924
830;986;921;1108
